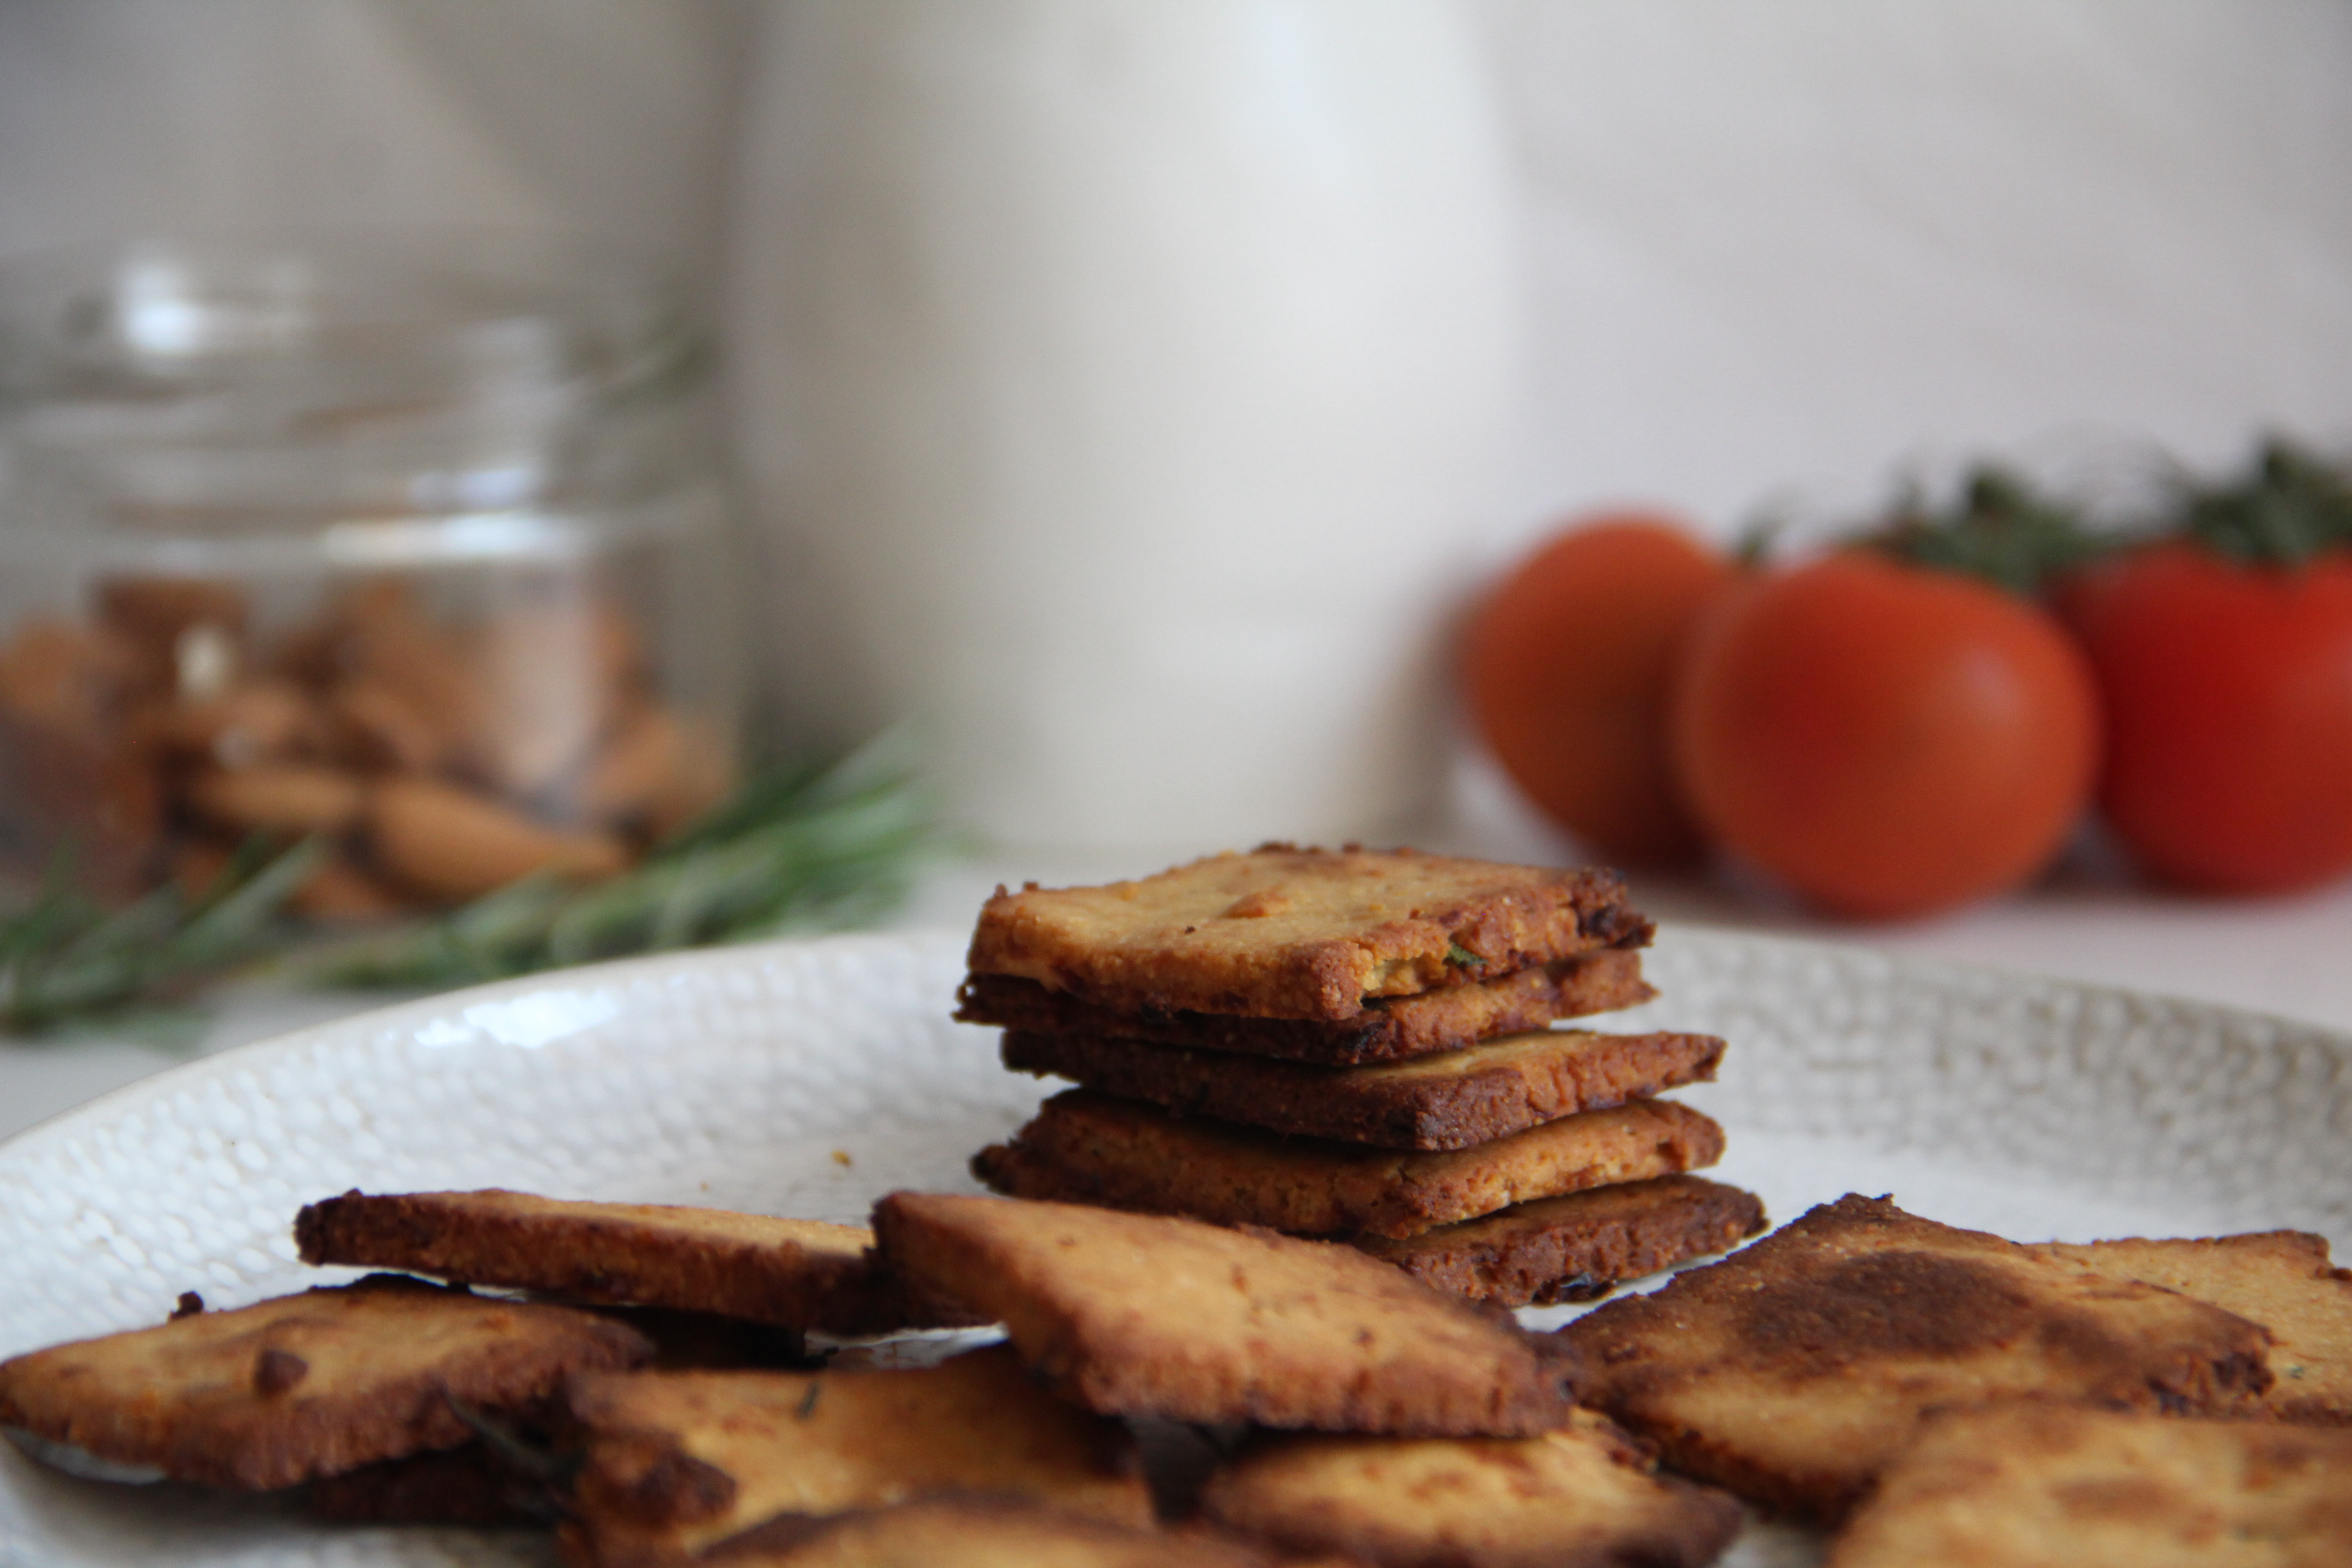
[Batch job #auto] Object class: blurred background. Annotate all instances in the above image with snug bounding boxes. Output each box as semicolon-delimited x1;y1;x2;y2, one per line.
1;0;2349;1129
6;3;2344;544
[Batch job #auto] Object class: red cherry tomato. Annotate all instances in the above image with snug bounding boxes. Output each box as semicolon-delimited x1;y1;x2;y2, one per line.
1671;550;2100;918
2061;540;2352;893
1461;515;1732;865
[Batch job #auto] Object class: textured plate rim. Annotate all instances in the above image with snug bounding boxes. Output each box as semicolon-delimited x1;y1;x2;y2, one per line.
6;920;2346;1168
0;929;954;1166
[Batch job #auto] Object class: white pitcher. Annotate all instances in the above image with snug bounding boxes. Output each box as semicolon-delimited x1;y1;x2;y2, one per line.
728;0;1522;852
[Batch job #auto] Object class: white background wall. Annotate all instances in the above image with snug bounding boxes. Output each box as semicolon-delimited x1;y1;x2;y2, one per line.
1;0;2347;554
1480;0;2352;553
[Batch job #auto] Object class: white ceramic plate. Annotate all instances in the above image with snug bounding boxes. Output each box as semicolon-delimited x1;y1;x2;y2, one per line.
2;927;2347;1568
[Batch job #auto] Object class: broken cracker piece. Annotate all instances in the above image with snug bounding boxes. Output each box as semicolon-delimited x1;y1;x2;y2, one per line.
1352;1176;1766;1308
999;1025;1722;1151
870;1191;1580;1438
562;1343;1150;1568
294;1188;940;1336
974;1090;1724;1238
1199;1409;1744;1568
2039;1230;2352;1426
1559;1194;2274;1524
0;1273;649;1491
967;847;1647;1021
1827;1401;2352;1567
958;948;1657;1066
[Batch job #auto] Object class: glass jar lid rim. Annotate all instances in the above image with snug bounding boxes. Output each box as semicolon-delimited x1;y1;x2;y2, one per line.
0;228;703;401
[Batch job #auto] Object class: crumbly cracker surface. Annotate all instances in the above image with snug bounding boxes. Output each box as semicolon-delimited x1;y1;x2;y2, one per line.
294;1189;929;1335
1198;1410;1744;1568
1559;1194;2275;1523
2039;1231;2352;1426
0;1274;649;1490
1827;1402;2352;1568
966;847;1647;1021
1353;1176;1766;1307
959;949;1656;1065
1000;1027;1722;1151
563;1345;1149;1568
974;1090;1724;1238
869;1191;1580;1437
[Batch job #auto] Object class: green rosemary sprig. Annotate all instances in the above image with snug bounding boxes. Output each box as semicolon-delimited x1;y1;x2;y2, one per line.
0;836;325;1035
0;738;943;1034
306;737;945;990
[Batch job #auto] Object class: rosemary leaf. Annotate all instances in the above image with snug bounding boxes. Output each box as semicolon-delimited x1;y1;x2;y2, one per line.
0;838;324;1036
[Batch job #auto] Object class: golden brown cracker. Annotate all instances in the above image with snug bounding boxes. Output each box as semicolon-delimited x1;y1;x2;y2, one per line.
998;1026;1722;1151
562;1344;1150;1567
974;1090;1724;1238
1559;1195;2275;1524
0;1273;649;1490
966;847;1647;1021
958;949;1657;1066
696;1496;1273;1568
2039;1230;2352;1426
1199;1409;1744;1568
1352;1176;1766;1307
294;1189;936;1336
869;1191;1581;1437
1827;1401;2352;1567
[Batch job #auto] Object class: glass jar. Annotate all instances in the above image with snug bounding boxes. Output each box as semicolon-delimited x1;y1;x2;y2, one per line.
0;234;742;914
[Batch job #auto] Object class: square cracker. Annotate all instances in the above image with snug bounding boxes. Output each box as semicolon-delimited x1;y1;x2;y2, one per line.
966;847;1648;1021
999;1026;1724;1151
959;948;1657;1066
1559;1194;2275;1523
0;1273;650;1490
2038;1231;2352;1426
295;1189;939;1336
869;1191;1581;1437
1827;1401;2352;1567
562;1344;1150;1568
1198;1409;1744;1568
695;1496;1272;1568
1352;1176;1766;1307
973;1090;1725;1238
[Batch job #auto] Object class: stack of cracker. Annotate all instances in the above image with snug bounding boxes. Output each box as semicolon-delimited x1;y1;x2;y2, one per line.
956;844;1766;1307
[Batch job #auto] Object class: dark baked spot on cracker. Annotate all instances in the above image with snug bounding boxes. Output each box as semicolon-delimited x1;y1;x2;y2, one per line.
250;1347;309;1396
1734;1251;2049;1368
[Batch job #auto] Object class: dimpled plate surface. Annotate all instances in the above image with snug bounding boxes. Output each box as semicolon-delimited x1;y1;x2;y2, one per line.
1;927;2347;1568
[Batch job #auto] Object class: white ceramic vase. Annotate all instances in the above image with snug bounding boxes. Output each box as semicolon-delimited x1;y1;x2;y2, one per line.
727;0;1522;852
